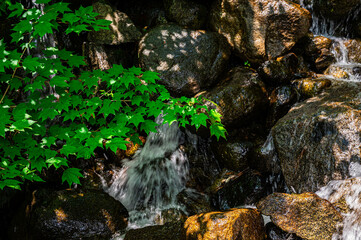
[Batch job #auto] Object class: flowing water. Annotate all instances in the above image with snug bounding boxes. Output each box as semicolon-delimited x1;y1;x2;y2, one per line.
103;117;189;236
300;0;361;82
299;1;361;238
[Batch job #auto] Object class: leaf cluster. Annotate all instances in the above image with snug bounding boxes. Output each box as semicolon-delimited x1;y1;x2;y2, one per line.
0;0;226;190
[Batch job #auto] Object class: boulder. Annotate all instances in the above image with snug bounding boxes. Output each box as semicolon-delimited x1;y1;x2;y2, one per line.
138;24;230;96
88;2;142;45
257;192;343;240
210;0;311;63
177;188;213;215
303;35;335;72
203;67;268;127
258;53;299;85
210;169;267;210
272;81;361;192
334;39;361;64
265;222;303;240
184;208;265;240
16;189;128;240
124;222;185;240
163;0;207;29
267;85;298;127
292;77;331;99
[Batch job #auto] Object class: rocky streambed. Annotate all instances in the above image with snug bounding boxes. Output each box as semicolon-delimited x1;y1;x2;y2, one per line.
3;0;361;239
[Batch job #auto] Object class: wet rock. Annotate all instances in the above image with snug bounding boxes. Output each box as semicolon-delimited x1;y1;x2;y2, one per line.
257;192;343;240
272;81;361;192
183;130;221;192
154;208;187;225
88;2;142;45
324;64;359;80
138;24;230;96
15;189;128;240
124;222;185;240
313;0;360;20
163;0;207;29
210;0;311;63
184;208;265;240
292;77;331;99
210;169;267;210
267;85;298;127
335;39;361;64
316;177;361;239
213;137;254;171
303;35;335;72
177;188;213;215
203;67;268;127
265;222;303;240
258;53;299;85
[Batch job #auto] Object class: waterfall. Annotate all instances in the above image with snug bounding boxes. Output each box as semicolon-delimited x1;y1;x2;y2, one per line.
300;1;361;82
103;116;188;229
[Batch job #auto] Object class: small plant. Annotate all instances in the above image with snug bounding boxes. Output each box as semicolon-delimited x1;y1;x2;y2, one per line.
244;61;251;67
0;0;226;189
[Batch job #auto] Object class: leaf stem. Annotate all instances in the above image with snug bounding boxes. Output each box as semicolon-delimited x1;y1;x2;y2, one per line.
0;37;34;105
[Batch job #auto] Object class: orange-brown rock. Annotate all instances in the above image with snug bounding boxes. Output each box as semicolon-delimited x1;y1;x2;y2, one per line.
292;77;331;98
257;192;343;240
184;208;265;240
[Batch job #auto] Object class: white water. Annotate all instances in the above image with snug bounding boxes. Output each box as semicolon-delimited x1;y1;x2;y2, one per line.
300;0;361;82
103;117;188;235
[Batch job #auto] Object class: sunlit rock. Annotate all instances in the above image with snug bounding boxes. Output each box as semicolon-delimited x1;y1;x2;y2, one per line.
163;0;207;29
333;39;361;64
272;81;361;192
302;35;335;72
184;208;265;240
139;24;230;96
11;189;128;240
210;0;311;63
203;67;268;127
257;192;343;240
88;2;142;45
292;77;331;99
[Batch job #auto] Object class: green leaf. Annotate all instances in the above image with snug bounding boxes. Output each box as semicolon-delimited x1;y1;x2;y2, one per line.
22;56;40;71
210;123;227;140
62;13;80;25
33;21;54;38
209;109;222;123
46;157;68;169
191;113;208;130
62;168;83;187
31;158;47;172
8;2;24;18
107;138;129;153
0;179;22;190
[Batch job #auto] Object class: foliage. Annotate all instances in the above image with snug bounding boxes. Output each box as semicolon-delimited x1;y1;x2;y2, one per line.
0;0;226;190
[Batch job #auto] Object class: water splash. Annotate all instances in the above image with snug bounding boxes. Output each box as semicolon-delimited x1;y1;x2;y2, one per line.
103;117;188;229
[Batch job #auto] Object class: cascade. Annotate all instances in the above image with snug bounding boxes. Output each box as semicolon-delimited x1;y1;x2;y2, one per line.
103;116;189;231
300;0;361;82
299;1;361;238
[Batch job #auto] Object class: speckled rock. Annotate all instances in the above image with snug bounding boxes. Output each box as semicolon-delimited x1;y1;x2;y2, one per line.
272;81;361;192
203;67;268;127
88;2;142;45
265;222;303;240
163;0;207;29
257;192;343;240
184;208;265;240
20;189;128;240
267;85;298;127
258;53;299;85
334;39;361;64
292;78;331;98
139;24;230;96
210;0;311;63
303;35;335;72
